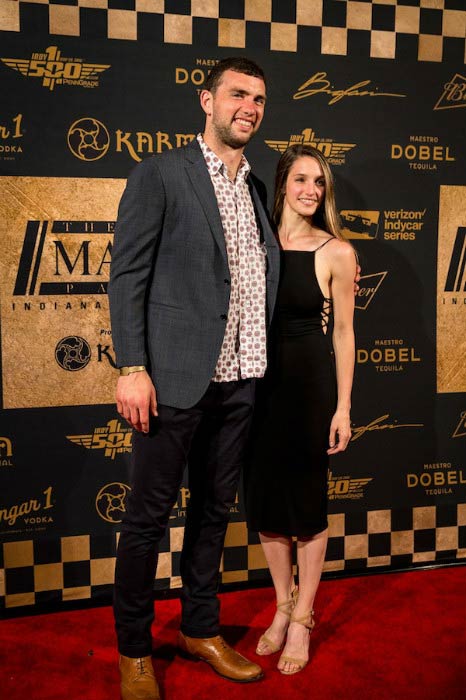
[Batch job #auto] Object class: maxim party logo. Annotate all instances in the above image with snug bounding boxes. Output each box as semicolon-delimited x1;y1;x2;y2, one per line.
293;71;406;104
443;227;466;295
265;128;356;166
1;46;110;91
12;219;114;298
434;73;466;111
67;419;132;459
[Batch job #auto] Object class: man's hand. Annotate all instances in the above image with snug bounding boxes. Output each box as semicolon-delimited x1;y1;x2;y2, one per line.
354;263;361;295
116;370;157;433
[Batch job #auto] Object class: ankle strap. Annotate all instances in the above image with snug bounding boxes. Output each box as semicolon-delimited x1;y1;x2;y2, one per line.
290;610;315;629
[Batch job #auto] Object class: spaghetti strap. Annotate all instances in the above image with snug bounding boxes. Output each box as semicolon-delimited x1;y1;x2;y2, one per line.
314;236;335;252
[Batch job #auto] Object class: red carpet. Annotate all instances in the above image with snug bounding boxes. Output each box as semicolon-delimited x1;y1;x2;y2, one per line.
1;566;465;700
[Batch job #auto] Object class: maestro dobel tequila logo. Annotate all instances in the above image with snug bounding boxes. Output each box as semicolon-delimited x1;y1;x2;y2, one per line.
55;336;91;371
68;118;110;161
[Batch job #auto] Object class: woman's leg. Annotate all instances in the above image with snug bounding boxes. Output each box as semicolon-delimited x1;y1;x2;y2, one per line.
278;527;328;673
256;531;296;654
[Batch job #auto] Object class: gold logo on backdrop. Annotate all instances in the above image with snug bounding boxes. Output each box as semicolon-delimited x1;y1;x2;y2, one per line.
68;118;110;161
1;46;110;91
391;136;455;171
328;470;372;501
0;486;54;529
355;272;387;311
55;336;92;371
293;71;406;104
357;339;421;373
434;73;466;111
175;57;220;90
341;211;379;240
407;463;465;496
0;114;24;159
67;419;132;459
265;128;355;165
351;415;424;442
0;437;14;467
452;412;466;438
96;482;131;523
383;208;426;241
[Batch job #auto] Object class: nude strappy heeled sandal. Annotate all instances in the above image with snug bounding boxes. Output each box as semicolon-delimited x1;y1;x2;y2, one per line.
278;609;315;674
255;588;298;656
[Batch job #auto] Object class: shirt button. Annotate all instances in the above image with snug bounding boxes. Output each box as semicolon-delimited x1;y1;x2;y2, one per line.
220;314;227;320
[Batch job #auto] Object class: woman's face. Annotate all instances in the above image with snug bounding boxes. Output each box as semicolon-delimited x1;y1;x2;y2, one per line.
283;156;325;219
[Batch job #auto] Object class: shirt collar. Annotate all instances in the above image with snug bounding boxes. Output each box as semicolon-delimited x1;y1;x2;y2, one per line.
197;133;251;182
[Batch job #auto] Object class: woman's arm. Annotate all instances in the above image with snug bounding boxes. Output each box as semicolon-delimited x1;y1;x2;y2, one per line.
327;242;356;455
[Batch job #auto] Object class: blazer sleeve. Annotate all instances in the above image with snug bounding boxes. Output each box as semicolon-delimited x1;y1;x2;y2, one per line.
108;157;166;367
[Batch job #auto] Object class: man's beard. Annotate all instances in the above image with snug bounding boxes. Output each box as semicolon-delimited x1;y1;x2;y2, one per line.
213;122;256;149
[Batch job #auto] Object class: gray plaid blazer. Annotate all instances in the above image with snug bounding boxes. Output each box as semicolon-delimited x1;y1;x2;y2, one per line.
108;138;280;409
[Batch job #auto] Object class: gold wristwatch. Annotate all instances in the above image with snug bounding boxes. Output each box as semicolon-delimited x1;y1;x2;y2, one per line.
119;366;146;376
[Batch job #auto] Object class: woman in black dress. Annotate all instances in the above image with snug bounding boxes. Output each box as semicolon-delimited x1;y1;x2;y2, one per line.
246;144;356;675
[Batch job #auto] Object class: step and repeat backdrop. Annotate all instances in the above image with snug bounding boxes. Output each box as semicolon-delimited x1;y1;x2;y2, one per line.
1;0;465;611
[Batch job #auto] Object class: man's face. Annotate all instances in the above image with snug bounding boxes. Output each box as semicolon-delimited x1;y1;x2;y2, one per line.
203;69;266;149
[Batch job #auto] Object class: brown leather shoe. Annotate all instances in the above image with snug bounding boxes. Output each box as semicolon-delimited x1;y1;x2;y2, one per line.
178;632;263;682
119;655;160;700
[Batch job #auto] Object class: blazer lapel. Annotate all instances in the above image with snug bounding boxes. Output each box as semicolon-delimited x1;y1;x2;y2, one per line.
184;142;228;265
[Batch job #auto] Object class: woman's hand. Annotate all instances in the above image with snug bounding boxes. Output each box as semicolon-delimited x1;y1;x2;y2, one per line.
327;410;352;454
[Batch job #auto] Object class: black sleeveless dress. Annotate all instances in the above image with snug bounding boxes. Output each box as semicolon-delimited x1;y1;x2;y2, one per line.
245;244;337;537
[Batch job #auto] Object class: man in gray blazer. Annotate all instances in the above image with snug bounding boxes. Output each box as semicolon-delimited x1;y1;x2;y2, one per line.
109;57;279;700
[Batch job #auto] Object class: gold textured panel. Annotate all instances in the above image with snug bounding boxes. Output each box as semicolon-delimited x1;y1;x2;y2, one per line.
222;570;248;583
0;0;20;31
373;0;396;4
108;10;138;40
136;0;164;13
22;0;48;4
391;530;414;555
367;556;391;567
34;563;63;592
296;0;322;26
367;510;391;534
61;535;90;562
0;178;125;409
218;19;246;48
413;506;436;530
443;10;466;38
90;557;115;585
418;34;443;62
436;526;459;551
169;526;184;552
321;27;347;56
395;6;420;34
370;30;396;59
4;540;33;568
78;0;109;8
328;513;345;538
344;534;368;559
458;504;466;526
247;543;267;570
49;6;80;36
420;0;445;8
224;521;248;547
0;569;5;598
437;187;466;392
62;586;91;601
5;592;35;608
192;0;219;18
347;2;372;31
170;575;182;588
270;22;297;52
458;548;466;558
164;14;193;44
156;551;172;579
323;559;344;572
413;551;436;563
245;0;271;23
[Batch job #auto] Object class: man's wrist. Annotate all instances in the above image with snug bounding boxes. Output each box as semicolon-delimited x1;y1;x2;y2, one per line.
119;366;146;376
